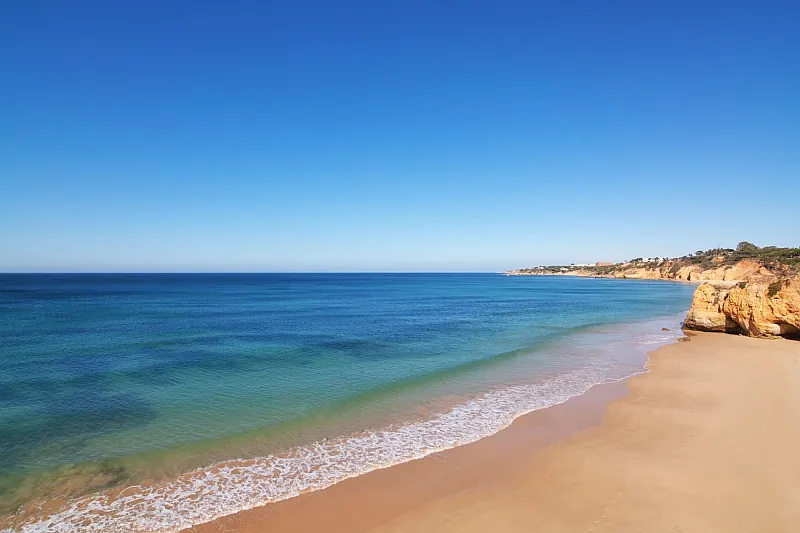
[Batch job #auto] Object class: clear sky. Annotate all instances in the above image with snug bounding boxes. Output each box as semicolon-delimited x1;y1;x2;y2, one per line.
2;1;798;272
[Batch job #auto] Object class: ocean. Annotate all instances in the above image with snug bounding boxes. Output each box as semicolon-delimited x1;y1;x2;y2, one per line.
0;273;696;532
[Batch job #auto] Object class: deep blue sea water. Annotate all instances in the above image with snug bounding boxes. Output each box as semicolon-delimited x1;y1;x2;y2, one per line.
0;274;695;531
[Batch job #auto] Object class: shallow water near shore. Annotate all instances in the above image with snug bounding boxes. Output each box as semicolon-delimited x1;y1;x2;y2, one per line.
0;274;695;531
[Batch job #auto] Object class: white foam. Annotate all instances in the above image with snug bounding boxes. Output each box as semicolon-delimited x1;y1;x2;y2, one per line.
4;319;683;533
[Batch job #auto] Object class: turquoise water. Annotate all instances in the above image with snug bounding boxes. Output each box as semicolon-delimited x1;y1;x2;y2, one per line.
0;274;695;531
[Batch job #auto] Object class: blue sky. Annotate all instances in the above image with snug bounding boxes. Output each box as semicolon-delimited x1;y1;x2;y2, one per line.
2;1;798;272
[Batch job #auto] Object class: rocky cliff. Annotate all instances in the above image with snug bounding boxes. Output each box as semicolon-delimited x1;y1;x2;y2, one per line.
508;258;799;339
683;274;800;338
577;258;774;282
507;258;774;282
506;244;799;338
613;259;799;338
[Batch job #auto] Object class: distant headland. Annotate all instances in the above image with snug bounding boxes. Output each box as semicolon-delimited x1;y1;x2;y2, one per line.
507;242;800;339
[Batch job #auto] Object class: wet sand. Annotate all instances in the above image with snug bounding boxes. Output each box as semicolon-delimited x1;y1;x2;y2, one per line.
190;332;800;533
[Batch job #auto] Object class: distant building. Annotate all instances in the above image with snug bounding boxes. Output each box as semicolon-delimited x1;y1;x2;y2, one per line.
595;261;614;267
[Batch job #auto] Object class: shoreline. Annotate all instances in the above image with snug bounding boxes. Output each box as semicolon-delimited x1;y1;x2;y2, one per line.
184;332;658;532
188;371;633;533
190;331;800;533
2;316;685;532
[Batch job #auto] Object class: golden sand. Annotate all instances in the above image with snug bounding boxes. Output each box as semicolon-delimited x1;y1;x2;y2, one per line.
190;332;800;533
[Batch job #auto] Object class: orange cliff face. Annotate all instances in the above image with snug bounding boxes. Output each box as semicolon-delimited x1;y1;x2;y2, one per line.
594;259;774;282
684;275;800;338
504;259;774;281
599;259;799;338
506;258;799;338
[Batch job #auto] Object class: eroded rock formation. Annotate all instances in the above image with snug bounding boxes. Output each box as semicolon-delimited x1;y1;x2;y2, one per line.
683;275;800;338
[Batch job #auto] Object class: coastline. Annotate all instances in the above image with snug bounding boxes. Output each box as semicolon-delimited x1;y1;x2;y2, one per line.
190;331;800;533
505;271;701;283
505;253;800;340
188;374;632;533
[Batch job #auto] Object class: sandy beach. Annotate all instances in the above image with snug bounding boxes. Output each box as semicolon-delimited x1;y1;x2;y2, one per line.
191;331;800;533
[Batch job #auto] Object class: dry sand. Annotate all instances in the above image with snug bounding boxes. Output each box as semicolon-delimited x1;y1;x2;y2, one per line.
190;332;800;533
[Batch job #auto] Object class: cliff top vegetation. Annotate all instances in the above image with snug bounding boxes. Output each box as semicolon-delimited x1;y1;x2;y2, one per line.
510;242;799;275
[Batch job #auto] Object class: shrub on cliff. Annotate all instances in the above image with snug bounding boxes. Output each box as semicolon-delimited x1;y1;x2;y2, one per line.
768;280;784;298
